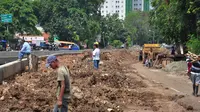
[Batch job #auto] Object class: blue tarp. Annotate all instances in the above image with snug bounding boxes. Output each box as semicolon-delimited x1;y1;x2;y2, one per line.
71;44;80;50
1;40;6;43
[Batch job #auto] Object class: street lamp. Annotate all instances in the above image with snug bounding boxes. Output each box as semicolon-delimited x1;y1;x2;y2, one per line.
149;30;155;43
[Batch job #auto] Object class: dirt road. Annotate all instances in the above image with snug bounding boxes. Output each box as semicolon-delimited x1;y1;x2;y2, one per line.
134;63;200;111
0;50;196;112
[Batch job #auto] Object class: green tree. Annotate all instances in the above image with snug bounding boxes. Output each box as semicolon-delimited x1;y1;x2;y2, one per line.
150;0;196;44
0;0;39;40
111;40;123;48
125;11;150;45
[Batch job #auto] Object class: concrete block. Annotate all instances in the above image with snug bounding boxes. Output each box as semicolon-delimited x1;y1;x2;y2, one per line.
0;59;28;83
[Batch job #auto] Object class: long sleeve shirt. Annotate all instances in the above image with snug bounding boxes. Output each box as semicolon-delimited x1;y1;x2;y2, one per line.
20;42;31;53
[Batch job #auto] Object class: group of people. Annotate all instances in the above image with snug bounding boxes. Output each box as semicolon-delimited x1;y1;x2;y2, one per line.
46;42;100;112
139;48;154;67
17;40;100;112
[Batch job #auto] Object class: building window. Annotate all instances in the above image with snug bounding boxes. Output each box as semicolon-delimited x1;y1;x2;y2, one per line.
121;10;123;13
140;4;142;6
106;6;108;8
102;11;104;13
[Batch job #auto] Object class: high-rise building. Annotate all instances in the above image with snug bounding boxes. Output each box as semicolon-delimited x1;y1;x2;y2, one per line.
100;0;126;20
132;0;143;11
126;0;133;16
143;0;151;11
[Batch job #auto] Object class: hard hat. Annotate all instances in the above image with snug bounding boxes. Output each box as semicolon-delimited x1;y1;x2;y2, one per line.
94;42;99;45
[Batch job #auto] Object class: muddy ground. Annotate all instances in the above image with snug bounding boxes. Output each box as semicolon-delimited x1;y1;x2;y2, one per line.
0;50;189;112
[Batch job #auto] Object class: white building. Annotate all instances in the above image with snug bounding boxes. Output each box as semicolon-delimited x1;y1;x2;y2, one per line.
132;0;143;11
100;0;126;20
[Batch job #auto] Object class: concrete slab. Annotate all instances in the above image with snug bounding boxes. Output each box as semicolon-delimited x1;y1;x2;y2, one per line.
0;59;28;83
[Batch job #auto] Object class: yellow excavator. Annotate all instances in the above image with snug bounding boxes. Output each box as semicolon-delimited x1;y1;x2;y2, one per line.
142;44;161;61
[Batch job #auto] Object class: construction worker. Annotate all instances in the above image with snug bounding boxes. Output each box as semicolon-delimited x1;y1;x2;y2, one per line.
18;39;31;60
93;42;100;69
190;56;200;97
148;48;153;67
46;55;71;112
186;56;192;78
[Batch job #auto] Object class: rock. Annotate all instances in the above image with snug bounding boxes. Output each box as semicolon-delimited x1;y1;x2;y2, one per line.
0;96;5;101
2;81;7;85
107;108;113;112
72;86;84;99
101;74;109;76
99;61;104;65
187;106;193;110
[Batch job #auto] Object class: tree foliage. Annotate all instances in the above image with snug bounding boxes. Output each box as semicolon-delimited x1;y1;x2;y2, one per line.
0;0;39;39
125;11;150;45
150;0;196;44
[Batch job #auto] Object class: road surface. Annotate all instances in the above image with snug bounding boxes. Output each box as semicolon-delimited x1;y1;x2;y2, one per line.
133;63;200;111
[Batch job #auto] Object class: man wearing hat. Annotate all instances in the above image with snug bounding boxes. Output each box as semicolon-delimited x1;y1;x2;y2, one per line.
18;39;31;60
46;55;71;112
190;55;200;97
93;42;100;69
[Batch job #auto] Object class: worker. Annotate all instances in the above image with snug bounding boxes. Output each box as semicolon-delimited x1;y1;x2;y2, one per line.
46;55;71;112
18;39;31;60
93;42;100;69
139;50;143;61
171;46;175;55
148;48;153;67
186;57;192;78
190;56;200;97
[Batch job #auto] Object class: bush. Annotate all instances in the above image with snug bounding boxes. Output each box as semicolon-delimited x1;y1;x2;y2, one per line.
186;35;200;54
111;40;123;48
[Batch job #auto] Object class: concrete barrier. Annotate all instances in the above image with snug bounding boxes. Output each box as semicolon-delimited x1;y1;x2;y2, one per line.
0;51;84;84
0;50;110;83
0;59;28;83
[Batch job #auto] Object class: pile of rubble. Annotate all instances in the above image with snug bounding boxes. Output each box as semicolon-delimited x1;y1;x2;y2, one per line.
0;50;187;112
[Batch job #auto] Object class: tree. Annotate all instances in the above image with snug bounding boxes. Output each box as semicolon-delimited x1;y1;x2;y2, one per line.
38;0;104;45
125;11;150;45
150;0;196;44
0;0;39;40
100;14;129;47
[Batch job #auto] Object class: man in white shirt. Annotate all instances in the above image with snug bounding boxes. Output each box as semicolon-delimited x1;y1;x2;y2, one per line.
93;42;100;69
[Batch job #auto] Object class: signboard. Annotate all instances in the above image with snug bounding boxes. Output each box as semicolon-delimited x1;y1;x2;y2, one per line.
18;36;44;41
1;14;12;23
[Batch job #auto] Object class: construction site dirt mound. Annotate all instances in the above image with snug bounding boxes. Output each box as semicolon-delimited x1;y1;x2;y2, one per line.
0;50;187;112
163;61;187;72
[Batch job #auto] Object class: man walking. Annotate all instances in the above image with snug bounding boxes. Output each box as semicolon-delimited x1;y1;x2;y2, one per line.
46;55;71;112
93;42;100;69
148;48;153;67
190;56;200;97
18;39;31;60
